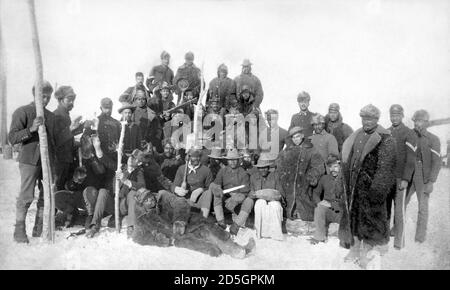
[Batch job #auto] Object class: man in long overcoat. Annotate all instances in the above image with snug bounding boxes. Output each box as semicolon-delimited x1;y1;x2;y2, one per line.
339;104;396;267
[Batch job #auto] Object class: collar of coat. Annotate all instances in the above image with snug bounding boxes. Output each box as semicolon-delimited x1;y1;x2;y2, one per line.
341;125;391;164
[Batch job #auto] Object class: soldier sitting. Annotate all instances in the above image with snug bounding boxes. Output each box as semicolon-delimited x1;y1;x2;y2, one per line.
117;149;146;238
309;156;343;245
210;149;253;235
171;149;214;218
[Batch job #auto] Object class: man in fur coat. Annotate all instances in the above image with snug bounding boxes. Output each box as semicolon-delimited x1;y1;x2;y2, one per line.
277;126;325;221
131;189;255;259
339;104;396;268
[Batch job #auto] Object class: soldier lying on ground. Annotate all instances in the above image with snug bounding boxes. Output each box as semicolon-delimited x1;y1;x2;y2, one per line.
132;189;256;259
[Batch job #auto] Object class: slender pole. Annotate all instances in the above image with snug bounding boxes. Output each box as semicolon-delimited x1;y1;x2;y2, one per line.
115;122;126;233
0;0;8;149
27;0;55;242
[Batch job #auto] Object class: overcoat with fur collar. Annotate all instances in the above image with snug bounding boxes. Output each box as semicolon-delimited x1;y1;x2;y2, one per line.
338;125;396;247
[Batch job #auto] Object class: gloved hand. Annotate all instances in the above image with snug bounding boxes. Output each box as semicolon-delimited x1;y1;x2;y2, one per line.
424;182;433;194
174;186;188;197
30;116;44;132
398;180;408;191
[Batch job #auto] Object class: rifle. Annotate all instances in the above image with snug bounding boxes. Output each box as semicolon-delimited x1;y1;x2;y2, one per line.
114;121;127;233
181;155;190;190
160;98;198;118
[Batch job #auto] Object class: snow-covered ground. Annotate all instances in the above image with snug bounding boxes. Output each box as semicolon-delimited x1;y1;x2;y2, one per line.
0;157;449;270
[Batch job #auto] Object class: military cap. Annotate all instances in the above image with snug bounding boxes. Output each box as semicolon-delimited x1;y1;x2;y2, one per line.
100;97;113;108
297;91;311;102
412;109;430;122
218;63;228;73
359;104;380;119
185;51;194;61
241;59;252;66
389;104;404;115
311;114;326;124
289;126;304;137
160;50;170;59
328;103;340;112
118;103;136;114
54;85;76;100
135;72;144;77
32;80;54;96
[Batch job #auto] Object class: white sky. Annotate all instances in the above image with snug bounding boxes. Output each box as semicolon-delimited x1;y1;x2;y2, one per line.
1;0;450;152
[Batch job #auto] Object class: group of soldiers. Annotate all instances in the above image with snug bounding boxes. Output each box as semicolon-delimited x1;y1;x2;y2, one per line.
8;50;442;267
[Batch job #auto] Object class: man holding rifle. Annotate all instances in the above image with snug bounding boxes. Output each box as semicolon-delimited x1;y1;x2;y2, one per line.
171;149;214;219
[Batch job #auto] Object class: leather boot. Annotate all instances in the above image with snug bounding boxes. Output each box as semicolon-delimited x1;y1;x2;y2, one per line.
14;221;29;243
86;222;100;239
32;207;44;237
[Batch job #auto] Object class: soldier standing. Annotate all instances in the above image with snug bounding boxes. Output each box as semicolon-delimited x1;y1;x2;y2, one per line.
8;81;57;242
339;104;396;268
405;110;441;244
146;51;174;94
234;59;264;108
386;104;417;249
324;103;353;153
207;63;236;109
310;114;339;162
53;86;84;191
289;91;315;139
173;51;202;99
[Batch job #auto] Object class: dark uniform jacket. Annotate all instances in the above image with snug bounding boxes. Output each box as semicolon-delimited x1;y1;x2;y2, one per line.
9;102;57;166
340;125;396;247
123;122;143;155
207;76;236;108
161;157;184;182
388;122;417;181
234;73;264;108
97;113;121;155
54;105;83;164
146;64;174;92
413;129;441;184
119;167;146;199
173;63;202;97
312;174;343;207
289;110;314;138
325;113;353;153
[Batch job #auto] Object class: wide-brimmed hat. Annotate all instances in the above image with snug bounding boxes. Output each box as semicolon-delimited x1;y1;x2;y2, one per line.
224;148;241;160
118;103;136;114
208;148;223;159
241;59;252;66
255;152;276;168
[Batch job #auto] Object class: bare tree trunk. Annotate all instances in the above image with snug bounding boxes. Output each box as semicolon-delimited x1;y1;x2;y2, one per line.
0;0;8;150
27;0;55;242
